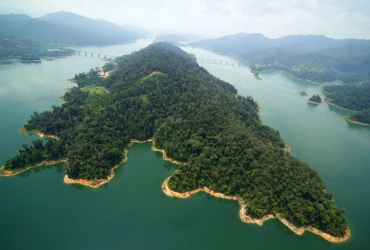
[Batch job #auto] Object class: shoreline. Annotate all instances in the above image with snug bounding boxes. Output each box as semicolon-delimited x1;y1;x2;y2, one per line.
282;71;321;84
0;159;67;177
161;177;350;243
283;144;291;152
131;139;186;165
19;127;60;140
2;132;351;242
307;100;321;105
343;116;370;126
63;139;185;188
63;155;128;188
253;73;262;80
324;102;358;112
58;96;66;103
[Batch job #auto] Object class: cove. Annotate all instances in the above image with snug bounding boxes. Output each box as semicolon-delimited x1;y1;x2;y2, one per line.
0;39;369;249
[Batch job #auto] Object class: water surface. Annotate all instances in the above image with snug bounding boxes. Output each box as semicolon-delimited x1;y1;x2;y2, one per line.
0;40;369;249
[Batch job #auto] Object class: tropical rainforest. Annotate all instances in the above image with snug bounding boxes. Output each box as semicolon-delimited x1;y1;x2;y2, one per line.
0;12;147;46
193;33;370;85
3;43;348;237
309;95;322;103
323;83;370;123
0;37;74;60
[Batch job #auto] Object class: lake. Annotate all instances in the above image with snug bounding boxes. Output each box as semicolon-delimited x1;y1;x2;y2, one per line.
0;39;369;249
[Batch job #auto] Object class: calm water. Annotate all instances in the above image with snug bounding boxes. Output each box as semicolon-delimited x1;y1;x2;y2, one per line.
0;40;369;249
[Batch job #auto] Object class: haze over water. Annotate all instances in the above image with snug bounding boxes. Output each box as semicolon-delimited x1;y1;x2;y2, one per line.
0;39;369;249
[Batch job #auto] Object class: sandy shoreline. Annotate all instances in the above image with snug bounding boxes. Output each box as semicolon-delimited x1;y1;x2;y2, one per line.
283;144;291;152
0;159;67;177
19;127;60;140
58;96;66;103
282;71;321;84
131;139;186;165
161;177;350;243
307;100;321;105
63;156;127;188
324;102;358;112
63;139;185;188
2;133;350;242
343;117;370;126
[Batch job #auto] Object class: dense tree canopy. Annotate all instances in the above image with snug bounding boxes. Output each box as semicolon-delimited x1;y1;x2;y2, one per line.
4;42;348;237
193;33;370;85
248;46;370;84
0;13;146;46
0;37;74;60
309;95;322;103
323;83;370;123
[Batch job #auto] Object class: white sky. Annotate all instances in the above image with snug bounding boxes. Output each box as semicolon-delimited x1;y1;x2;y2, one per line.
1;0;370;39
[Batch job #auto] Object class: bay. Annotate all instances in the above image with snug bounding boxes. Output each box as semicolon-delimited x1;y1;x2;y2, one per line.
0;39;368;249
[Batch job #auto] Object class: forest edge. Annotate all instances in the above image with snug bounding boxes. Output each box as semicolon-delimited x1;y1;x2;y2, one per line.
0;131;350;243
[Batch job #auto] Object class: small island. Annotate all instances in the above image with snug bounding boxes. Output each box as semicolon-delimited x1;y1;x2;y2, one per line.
1;43;350;242
299;90;308;96
308;94;322;104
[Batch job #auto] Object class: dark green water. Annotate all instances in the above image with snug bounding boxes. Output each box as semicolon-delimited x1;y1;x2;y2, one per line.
0;40;369;249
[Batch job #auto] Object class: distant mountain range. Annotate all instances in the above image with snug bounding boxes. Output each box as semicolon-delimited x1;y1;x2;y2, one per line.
0;11;150;45
191;33;370;84
191;32;370;55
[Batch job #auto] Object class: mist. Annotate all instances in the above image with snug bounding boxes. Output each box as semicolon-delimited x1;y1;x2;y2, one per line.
1;0;370;39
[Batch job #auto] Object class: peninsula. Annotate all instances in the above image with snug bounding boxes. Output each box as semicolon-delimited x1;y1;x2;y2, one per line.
2;43;349;241
322;83;370;125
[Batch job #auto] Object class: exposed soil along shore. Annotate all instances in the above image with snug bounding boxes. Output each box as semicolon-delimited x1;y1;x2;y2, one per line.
19;127;60;140
283;145;291;152
320;89;332;95
58;96;66;103
343;117;370;126
307;100;321;105
3;133;350;242
161;177;350;243
324;102;358;112
282;71;321;84
131;139;186;165
63;156;127;188
63;139;185;188
0;159;67;177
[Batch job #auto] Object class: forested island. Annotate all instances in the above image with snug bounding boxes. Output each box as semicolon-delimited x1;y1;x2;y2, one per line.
1;43;349;241
308;95;322;104
322;83;370;124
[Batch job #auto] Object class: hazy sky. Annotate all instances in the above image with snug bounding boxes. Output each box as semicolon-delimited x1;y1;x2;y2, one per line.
1;0;370;39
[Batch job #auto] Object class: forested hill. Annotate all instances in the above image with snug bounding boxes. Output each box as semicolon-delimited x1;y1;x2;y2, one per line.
0;12;146;45
248;45;370;84
193;32;370;55
192;33;370;84
0;37;74;59
323;83;370;124
4;43;348;237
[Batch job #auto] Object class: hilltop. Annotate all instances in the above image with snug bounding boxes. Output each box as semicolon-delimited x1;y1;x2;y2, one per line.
2;42;349;239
